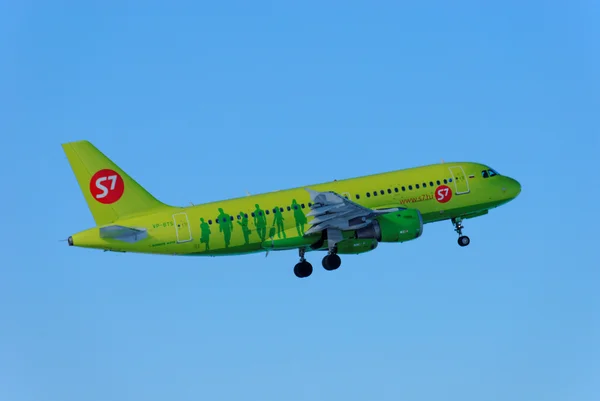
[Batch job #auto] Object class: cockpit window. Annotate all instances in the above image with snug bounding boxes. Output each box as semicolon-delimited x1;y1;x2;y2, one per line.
482;168;500;178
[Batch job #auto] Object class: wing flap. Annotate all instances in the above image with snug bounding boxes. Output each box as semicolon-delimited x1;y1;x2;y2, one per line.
304;188;403;236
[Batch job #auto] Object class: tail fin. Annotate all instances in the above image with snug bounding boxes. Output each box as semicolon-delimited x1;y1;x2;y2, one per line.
62;140;167;226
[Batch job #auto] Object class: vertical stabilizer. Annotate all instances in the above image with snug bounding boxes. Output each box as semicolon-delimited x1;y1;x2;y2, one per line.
62;140;167;226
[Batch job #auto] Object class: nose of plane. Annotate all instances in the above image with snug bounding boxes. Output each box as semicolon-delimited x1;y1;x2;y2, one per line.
503;177;522;199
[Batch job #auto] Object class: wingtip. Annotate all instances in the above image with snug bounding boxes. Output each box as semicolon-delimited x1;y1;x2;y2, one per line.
61;139;91;147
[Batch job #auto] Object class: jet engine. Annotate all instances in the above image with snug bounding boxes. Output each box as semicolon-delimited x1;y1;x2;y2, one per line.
356;209;423;243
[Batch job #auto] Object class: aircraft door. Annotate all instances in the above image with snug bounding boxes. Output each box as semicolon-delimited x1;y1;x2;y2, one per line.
448;166;470;195
173;212;193;243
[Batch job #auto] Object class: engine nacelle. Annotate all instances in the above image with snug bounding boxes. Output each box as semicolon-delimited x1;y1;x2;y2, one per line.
356;209;423;243
335;238;379;254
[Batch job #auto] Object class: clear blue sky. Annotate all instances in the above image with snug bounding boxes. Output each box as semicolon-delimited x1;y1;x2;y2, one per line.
1;1;598;400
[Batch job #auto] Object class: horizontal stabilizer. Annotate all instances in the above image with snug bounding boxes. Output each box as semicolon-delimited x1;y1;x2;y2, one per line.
99;225;148;243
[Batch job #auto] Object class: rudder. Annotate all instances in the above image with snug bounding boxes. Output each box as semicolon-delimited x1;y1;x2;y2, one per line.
62;140;168;226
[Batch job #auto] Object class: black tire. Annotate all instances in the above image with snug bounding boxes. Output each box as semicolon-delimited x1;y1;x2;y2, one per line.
458;236;470;247
322;253;342;271
294;261;313;278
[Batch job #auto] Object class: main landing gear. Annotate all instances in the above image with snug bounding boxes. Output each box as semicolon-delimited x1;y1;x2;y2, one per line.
322;249;341;271
294;248;313;278
452;217;470;247
293;248;343;278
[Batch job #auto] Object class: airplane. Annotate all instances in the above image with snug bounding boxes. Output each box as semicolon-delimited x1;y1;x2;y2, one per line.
63;140;521;278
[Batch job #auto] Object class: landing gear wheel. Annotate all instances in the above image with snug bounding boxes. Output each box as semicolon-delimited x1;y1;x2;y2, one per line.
322;253;342;271
452;218;470;247
458;235;470;247
294;261;313;278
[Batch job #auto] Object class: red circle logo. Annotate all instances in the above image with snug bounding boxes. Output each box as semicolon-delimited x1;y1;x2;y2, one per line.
435;185;453;203
90;169;124;204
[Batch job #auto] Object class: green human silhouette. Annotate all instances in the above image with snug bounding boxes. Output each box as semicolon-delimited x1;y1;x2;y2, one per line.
253;204;267;242
291;199;307;236
236;211;252;245
199;217;211;250
217;208;233;248
272;207;286;239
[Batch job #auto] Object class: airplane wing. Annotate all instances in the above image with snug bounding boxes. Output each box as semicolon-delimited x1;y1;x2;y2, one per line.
99;225;148;243
304;188;402;250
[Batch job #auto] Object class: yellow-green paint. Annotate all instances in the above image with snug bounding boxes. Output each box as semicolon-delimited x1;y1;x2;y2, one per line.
64;140;521;256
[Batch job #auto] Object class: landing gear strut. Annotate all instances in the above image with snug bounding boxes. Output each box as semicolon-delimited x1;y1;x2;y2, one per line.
322;247;342;271
294;248;313;278
452;217;470;247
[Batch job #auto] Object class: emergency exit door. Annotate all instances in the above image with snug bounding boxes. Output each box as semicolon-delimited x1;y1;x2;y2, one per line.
173;212;193;243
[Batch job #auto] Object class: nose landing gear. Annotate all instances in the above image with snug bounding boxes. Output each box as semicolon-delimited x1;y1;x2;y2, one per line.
452;217;470;247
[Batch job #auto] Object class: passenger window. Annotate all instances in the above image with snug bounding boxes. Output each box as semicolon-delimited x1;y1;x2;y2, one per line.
408;185;413;190
301;204;305;208
449;178;453;182
367;193;371;197
356;194;361;199
443;179;447;184
251;212;255;217
422;183;426;187
394;188;398;193
402;186;406;191
244;214;248;218
208;219;213;224
436;180;440;185
429;181;434;187
230;216;234;221
308;203;312;207
237;215;241;220
380;190;385;195
416;184;420;189
287;206;291;211
373;191;378;197
266;210;270;215
387;189;392;194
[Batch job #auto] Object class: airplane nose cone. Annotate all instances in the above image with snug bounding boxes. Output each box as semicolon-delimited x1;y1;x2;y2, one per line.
504;178;521;199
514;179;522;197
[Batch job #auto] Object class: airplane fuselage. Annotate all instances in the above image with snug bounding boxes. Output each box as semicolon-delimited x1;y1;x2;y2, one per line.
70;161;521;256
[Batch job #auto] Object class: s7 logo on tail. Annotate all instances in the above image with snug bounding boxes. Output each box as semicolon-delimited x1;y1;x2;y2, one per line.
90;169;124;204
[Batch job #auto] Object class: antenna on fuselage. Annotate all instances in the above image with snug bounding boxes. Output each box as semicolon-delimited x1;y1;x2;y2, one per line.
440;158;445;164
246;190;251;196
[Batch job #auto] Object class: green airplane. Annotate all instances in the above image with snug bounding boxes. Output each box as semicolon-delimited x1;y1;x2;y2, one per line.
63;140;521;278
